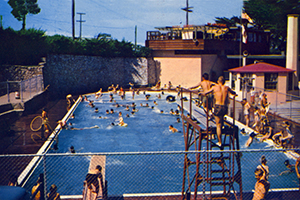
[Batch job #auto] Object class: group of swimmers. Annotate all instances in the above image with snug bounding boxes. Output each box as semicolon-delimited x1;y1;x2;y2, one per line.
245;108;294;149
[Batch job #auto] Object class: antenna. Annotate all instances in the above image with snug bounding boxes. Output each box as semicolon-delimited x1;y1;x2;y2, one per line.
181;0;193;25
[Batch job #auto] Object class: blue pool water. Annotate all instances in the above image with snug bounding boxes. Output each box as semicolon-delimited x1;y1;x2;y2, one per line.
24;91;299;196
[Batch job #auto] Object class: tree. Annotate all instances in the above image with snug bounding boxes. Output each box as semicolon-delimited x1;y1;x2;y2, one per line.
244;0;300;53
215;16;241;27
8;0;41;30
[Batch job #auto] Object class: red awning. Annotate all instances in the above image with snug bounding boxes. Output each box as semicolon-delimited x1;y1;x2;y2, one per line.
229;62;295;73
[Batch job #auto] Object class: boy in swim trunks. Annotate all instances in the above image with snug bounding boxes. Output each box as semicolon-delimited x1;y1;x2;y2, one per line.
200;76;237;147
189;73;215;116
84;165;104;200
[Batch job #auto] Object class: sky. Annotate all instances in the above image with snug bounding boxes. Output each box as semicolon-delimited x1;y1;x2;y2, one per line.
0;0;243;45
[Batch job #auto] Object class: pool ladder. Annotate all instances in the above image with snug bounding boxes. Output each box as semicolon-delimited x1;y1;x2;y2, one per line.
180;89;243;200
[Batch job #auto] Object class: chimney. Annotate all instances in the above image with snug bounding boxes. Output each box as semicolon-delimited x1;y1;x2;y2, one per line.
286;14;299;89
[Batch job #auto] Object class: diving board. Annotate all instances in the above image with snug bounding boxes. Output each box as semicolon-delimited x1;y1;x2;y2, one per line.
83;155;106;200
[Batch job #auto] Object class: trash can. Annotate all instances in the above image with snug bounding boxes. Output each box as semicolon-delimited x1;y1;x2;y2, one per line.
15;91;20;99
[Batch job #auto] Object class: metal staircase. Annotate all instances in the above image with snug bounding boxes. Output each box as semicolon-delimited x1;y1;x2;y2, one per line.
180;89;243;200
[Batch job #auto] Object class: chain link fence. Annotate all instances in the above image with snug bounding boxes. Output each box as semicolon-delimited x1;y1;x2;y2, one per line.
0;75;44;104
0;149;299;200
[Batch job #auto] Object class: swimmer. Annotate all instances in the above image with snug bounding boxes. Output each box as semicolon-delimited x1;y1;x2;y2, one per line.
69;146;75;153
109;94;114;102
118;112;125;126
280;160;295;176
99;116;107;119
89;100;95;108
145;94;151;100
105;110;109;114
175;110;180;116
70;114;75;119
157;94;161;99
132;106;138;112
240;128;246;135
125;105;130;111
95;88;103;99
126;114;130;118
95;108;99;113
257;155;269;181
58;120;67;129
176;117;180;123
151;106;154;109
160;110;164;114
131;102;136;107
170;109;174;115
110;109;114;114
114;103;120;108
169;125;178;133
154;100;158;105
129;82;134;89
245;132;257;148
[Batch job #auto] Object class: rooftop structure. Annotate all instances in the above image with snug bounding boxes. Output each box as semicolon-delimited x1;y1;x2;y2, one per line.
145;24;270;56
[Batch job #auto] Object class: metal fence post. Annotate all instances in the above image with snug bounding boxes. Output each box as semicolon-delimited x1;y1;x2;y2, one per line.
43;154;47;200
203;148;206;200
7;81;10;103
275;90;278;112
290;94;292;118
29;78;32;98
21;81;23;103
36;76;38;92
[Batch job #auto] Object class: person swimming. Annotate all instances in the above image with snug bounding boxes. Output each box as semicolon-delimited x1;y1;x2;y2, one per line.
169;125;178;133
69;146;75;153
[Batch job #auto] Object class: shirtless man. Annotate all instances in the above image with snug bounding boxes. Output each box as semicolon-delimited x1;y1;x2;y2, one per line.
189;73;215;114
84;165;104;200
200;76;237;147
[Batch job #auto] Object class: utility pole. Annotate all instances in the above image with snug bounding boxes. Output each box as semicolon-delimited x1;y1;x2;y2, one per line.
72;0;75;39
135;25;137;51
181;0;193;25
76;12;86;40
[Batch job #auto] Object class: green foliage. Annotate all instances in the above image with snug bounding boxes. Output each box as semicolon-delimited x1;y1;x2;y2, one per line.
0;28;151;65
244;0;300;52
215;16;241;27
0;28;47;65
8;0;41;30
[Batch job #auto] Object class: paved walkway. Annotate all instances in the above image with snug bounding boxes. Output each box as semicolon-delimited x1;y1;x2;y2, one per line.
0;91;43;105
269;100;300;125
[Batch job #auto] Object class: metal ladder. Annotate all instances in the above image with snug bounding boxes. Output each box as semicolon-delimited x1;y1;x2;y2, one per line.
180;89;243;200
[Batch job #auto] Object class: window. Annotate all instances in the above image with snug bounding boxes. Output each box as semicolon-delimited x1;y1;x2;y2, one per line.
264;73;278;90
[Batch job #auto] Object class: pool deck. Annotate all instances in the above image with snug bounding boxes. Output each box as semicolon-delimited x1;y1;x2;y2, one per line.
1;90;300;199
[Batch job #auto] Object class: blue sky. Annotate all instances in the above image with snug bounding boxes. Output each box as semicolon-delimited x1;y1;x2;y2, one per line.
1;0;243;45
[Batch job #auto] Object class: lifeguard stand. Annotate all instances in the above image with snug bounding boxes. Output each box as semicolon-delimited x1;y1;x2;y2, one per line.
180;89;243;200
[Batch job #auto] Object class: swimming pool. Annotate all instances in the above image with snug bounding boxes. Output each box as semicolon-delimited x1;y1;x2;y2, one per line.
23;91;299;196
